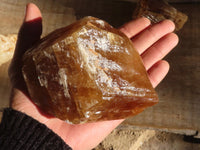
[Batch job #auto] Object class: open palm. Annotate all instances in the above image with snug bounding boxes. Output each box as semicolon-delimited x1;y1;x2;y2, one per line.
9;3;178;150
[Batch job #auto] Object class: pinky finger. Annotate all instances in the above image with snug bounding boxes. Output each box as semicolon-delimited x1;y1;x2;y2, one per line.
148;60;170;88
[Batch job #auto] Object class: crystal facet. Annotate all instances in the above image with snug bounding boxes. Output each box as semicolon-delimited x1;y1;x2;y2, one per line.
22;17;159;124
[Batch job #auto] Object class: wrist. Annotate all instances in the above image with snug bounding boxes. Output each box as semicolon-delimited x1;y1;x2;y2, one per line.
0;108;72;150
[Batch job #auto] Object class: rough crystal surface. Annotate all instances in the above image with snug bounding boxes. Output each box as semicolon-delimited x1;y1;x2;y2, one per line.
134;0;188;31
22;16;158;124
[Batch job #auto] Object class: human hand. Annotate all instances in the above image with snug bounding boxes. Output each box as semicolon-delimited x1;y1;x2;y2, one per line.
8;3;178;150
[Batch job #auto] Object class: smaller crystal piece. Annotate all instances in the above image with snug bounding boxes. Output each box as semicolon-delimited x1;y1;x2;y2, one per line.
134;0;188;31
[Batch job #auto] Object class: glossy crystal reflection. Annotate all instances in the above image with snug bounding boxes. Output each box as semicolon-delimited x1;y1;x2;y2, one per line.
22;16;159;124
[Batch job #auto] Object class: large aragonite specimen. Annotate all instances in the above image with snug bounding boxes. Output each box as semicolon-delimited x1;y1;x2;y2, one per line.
134;0;188;31
22;16;158;124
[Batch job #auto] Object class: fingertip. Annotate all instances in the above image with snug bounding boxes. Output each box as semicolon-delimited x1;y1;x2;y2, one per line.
162;20;176;32
170;32;179;46
141;17;151;26
153;60;170;75
159;60;170;71
148;60;170;88
120;17;151;38
25;3;42;22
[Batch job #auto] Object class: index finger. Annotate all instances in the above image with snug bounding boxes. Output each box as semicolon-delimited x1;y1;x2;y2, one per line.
119;17;151;38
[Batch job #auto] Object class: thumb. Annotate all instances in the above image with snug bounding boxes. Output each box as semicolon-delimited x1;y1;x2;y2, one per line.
15;3;42;58
9;3;42;91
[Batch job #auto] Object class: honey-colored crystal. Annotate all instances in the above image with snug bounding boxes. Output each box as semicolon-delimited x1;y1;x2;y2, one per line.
22;16;158;124
134;0;188;31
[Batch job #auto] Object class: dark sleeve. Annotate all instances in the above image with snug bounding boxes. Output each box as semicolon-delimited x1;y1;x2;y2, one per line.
0;108;72;150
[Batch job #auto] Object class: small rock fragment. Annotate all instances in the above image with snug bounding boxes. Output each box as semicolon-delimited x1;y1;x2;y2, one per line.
133;0;188;31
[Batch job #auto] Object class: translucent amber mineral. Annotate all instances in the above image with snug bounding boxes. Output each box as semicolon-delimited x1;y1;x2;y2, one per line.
134;0;188;31
22;16;158;124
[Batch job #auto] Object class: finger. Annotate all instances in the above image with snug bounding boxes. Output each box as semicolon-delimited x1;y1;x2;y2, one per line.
142;33;179;70
148;60;170;88
119;17;151;38
132;20;175;54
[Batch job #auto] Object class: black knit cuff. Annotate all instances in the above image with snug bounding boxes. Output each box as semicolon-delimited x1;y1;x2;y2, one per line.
0;108;72;150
